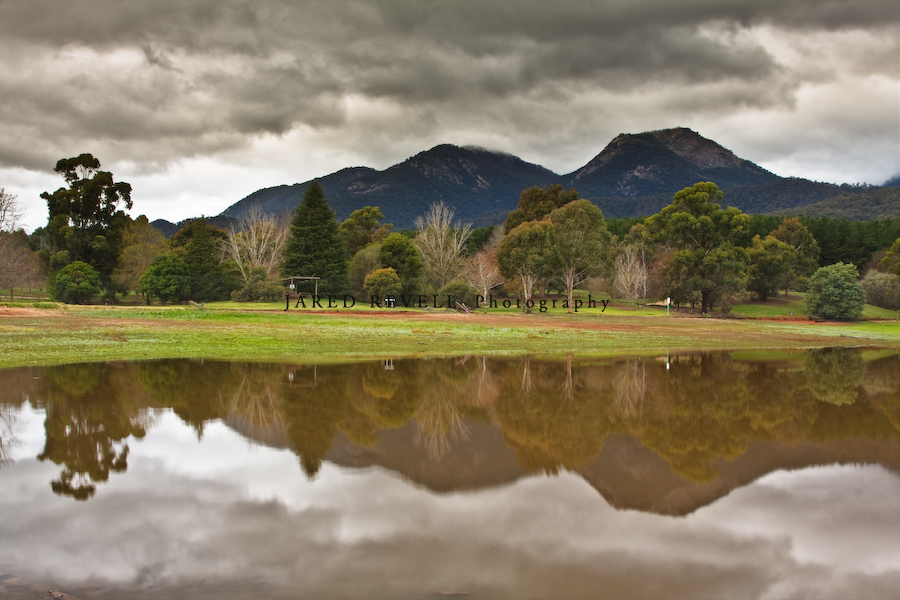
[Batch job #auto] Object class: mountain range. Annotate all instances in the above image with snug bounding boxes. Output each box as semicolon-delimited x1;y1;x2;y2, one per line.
152;127;897;235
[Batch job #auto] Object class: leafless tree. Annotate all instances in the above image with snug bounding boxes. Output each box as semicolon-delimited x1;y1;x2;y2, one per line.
0;233;40;301
413;201;472;289
224;206;290;282
464;230;505;300
0;189;24;233
613;244;651;302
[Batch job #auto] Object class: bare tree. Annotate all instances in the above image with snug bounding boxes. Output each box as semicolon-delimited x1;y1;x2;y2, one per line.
413;201;472;289
464;229;504;300
613;245;651;302
224;206;290;282
0;233;40;301
0;189;24;233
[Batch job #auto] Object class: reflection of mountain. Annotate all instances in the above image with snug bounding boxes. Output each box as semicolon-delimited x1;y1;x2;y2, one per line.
1;351;898;513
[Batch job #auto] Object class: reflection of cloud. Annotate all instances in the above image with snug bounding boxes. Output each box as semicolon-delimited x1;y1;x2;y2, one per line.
2;412;899;598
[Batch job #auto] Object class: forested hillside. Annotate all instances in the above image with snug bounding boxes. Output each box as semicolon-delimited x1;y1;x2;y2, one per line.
215;128;884;228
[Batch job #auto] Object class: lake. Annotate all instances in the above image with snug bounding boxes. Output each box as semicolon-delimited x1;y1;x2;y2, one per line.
1;349;899;599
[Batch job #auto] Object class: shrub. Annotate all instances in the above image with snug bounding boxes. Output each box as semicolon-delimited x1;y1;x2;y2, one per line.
439;279;478;309
140;254;190;305
232;267;286;302
53;261;101;304
860;271;900;311
805;262;865;321
363;268;402;302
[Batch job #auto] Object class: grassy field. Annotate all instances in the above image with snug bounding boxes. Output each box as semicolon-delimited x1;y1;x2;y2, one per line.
1;299;898;368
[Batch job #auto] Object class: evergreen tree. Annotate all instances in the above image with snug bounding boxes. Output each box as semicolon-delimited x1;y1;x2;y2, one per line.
805;262;865;321
281;181;350;295
173;219;240;302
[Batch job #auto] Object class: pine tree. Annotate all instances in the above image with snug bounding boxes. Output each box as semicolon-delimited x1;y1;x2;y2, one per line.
281;182;350;295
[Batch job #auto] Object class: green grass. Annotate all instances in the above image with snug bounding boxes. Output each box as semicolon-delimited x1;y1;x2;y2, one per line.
1;301;898;369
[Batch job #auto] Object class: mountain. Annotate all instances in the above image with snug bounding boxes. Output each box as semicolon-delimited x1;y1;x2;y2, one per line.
772;186;900;220
213;128;882;230
563;127;777;198
221;145;556;229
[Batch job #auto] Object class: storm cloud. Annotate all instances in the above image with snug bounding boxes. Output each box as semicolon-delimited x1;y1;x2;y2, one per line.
0;0;897;228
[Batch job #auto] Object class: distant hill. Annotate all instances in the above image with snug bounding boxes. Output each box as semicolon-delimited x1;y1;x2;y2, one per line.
221;145;556;229
211;128;886;229
772;186;900;220
151;215;237;238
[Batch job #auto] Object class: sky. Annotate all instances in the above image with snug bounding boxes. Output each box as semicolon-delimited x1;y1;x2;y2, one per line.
3;408;900;597
0;0;898;233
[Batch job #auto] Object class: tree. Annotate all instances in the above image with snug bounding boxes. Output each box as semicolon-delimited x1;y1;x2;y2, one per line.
549;199;609;312
281;182;350;295
40;154;133;299
173;218;240;302
746;235;793;301
413;201;472;289
348;243;384;298
380;232;421;294
613;223;654;303
465;249;505;301
860;271;900;311
339;206;393;256
0;231;41;300
770;217;820;294
805;262;865;320
614;246;650;302
140;254;189;304
223;205;289;283
112;215;166;297
363;268;402;301
879;237;900;277
496;221;561;313
54;261;101;304
645;182;750;314
0;188;24;233
504;185;579;234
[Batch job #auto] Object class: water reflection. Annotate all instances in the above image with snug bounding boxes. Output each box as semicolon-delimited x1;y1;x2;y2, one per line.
0;349;897;506
0;350;899;599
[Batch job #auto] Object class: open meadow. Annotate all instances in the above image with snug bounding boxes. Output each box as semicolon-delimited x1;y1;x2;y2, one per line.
1;297;897;368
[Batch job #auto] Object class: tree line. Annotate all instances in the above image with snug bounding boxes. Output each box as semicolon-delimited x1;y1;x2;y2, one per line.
2;153;899;317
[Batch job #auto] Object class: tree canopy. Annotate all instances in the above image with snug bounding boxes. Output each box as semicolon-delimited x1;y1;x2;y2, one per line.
504;185;580;234
40;154;133;299
281;181;350;295
805;262;866;321
646;182;749;313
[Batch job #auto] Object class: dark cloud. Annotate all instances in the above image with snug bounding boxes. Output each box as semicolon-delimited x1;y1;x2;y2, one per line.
0;0;895;227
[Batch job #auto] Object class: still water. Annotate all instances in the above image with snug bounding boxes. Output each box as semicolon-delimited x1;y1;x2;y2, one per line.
1;350;899;599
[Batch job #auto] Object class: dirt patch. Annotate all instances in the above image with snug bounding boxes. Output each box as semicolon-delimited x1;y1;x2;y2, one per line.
0;307;57;317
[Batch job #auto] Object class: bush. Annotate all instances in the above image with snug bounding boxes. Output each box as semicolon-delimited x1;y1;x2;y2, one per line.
140;254;190;304
860;271;900;311
439;279;478;309
54;261;101;304
232;267;286;302
363;268;402;301
805;262;865;321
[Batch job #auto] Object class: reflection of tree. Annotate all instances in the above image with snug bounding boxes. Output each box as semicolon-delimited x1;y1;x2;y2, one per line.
35;363;151;500
494;357;612;474
628;353;821;482
0;403;19;467
805;348;864;406
612;358;646;422
2;348;897;501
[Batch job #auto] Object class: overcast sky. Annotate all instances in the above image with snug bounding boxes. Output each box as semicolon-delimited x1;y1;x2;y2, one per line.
1;0;898;232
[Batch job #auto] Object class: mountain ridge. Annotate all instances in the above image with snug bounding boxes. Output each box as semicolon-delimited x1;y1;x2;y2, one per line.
150;128;892;234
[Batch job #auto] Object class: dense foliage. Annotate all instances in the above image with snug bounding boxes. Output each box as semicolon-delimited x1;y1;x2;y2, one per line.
805;263;866;321
53;261;102;304
281;181;350;295
40;154;133;300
